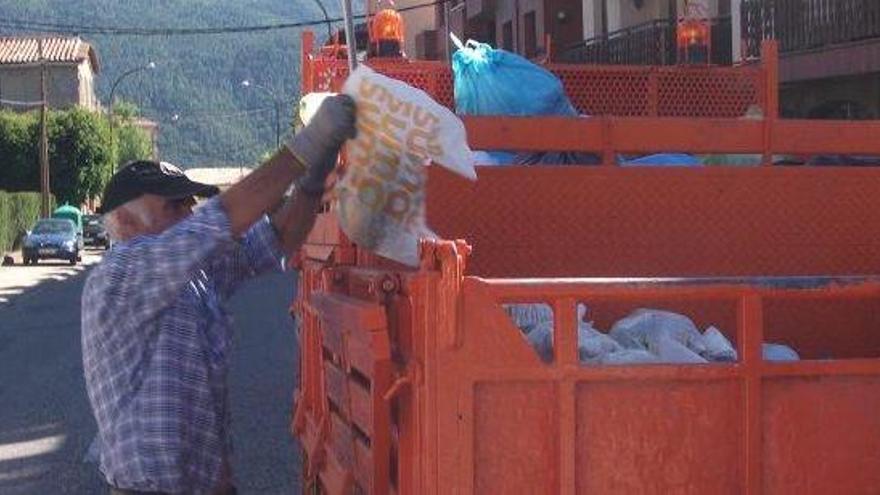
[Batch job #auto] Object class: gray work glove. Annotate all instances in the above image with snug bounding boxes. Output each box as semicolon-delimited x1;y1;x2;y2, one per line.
284;94;357;195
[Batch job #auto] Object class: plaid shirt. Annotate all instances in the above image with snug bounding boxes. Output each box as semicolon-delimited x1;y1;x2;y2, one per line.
82;198;284;494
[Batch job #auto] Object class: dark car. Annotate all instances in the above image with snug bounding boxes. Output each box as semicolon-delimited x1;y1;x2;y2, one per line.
22;218;80;265
83;214;111;249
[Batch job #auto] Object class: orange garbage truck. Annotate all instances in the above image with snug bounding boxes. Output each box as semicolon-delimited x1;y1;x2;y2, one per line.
291;31;880;494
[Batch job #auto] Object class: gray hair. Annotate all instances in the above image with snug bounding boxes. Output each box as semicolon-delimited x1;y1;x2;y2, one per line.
103;197;157;242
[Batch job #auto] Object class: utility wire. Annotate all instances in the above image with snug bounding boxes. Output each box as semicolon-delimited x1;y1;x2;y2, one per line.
0;0;447;37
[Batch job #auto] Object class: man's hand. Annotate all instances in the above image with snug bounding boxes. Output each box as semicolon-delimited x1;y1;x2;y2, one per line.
285;95;357;194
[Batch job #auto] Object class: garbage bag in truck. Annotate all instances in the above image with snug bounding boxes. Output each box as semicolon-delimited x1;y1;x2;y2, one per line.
451;36;602;166
503;303;553;335
609;309;708;356
763;343;800;362
451;36;577;117
702;326;738;362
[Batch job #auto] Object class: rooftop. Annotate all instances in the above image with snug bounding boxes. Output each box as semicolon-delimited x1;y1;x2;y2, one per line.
0;36;100;72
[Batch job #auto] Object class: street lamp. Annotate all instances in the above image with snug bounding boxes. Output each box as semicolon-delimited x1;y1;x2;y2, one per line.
109;61;156;170
240;79;284;150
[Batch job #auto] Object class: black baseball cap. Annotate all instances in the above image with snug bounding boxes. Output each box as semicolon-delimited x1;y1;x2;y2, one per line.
100;160;220;214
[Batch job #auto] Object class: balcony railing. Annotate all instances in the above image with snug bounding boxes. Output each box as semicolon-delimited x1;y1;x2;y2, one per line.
563;16;733;66
742;0;880;58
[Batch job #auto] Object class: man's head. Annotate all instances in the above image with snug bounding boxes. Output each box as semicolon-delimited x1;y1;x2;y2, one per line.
101;160;219;241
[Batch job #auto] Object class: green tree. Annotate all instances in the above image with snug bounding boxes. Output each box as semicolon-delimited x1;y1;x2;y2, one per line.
50;108;114;205
0;108;114;205
113;100;154;168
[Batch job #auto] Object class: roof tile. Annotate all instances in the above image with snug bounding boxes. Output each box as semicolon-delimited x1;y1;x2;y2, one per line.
0;36;97;70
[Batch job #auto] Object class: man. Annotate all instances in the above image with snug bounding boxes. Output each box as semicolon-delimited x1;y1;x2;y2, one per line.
82;96;356;494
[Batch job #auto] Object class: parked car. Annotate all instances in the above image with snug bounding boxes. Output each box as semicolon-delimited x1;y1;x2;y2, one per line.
53;204;84;252
83;214;111;249
22;218;80;265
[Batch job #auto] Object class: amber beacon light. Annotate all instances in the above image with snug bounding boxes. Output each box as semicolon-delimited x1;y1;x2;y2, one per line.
370;8;406;57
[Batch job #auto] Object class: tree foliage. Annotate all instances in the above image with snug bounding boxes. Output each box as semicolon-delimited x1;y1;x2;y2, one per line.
113;100;154;168
0;108;115;205
50;108;115;204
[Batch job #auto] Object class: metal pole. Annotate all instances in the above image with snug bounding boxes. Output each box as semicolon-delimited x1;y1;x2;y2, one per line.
108;63;154;171
274;102;281;149
341;0;358;73
39;38;50;218
444;0;452;62
731;0;743;62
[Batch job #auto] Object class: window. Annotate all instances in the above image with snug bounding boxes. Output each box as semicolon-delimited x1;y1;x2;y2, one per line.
524;11;537;58
502;21;513;51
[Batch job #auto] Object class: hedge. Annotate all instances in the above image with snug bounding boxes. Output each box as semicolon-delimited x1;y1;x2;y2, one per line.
0;191;52;253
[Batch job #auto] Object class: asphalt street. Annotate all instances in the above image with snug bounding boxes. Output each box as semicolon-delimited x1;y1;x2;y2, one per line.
0;248;303;494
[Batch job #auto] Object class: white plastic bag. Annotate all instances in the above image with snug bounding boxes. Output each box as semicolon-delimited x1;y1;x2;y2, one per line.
527;321;554;363
609;309;708;356
576;303;622;362
702;326;738;362
649;336;709;364
763;343;800;362
524;320;624;364
504;303;553;335
336;66;476;266
578;323;623;363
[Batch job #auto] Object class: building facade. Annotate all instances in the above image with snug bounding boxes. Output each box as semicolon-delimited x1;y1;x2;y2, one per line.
426;0;586;61
0;36;100;111
567;0;880;119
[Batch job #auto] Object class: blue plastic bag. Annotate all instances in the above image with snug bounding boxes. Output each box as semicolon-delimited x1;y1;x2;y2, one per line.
451;37;577;117
622;153;703;167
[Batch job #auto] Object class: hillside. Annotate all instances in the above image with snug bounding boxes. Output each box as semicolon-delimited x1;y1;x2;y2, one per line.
0;0;356;167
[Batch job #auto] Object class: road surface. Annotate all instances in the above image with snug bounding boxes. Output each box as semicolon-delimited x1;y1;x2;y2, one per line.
0;248;302;494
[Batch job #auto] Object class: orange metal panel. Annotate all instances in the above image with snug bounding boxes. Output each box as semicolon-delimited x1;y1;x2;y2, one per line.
575;379;745;494
327;411;374;491
461;117;768;154
772;120;880;154
302;284;394;494
762;376;880;494
323;360;374;437
462;116;880;157
741;294;764;495
472;382;560;494
427;167;880;279
461;116;602;152
761;359;880;377
310;293;387;332
319;444;355;495
607;118;766;153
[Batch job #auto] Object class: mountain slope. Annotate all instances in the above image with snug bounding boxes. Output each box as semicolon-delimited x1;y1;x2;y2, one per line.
0;0;350;167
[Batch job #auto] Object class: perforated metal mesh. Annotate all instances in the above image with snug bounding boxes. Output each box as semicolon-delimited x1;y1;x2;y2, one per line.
656;66;764;118
308;57;766;118
554;66;652;116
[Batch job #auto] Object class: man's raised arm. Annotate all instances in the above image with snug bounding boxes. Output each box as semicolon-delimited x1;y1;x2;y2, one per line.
220;95;356;238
